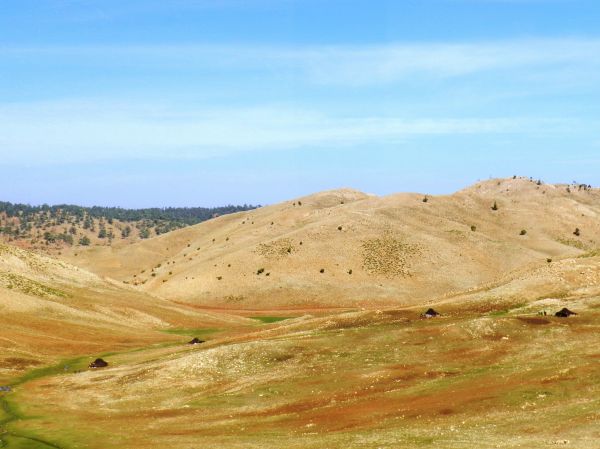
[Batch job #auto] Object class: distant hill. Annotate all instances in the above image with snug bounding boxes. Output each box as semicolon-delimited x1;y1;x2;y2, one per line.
60;177;600;308
0;201;258;252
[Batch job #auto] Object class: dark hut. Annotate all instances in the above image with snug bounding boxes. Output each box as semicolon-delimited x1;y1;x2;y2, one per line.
89;358;108;368
555;308;577;318
423;308;440;318
188;337;205;345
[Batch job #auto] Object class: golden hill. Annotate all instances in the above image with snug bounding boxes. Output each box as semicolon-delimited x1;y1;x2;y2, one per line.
2;177;600;449
0;243;249;382
61;178;600;309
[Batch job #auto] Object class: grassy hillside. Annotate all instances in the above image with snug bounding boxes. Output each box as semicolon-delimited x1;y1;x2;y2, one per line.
1;178;599;449
4;255;600;448
0;242;251;383
62;177;600;308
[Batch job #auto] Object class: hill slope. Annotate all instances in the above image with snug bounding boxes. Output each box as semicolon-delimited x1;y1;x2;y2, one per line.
0;243;248;382
61;178;600;308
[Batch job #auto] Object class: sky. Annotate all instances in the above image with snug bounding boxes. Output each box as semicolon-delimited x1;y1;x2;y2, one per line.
1;0;600;207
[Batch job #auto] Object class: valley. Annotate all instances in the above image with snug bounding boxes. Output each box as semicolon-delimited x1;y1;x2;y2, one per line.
1;178;599;448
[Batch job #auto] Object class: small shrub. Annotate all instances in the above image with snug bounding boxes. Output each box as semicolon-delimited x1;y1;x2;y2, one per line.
319;268;325;273
422;196;428;203
470;225;477;232
337;226;342;231
216;276;222;280
169;271;173;275
257;268;265;275
348;269;353;275
151;273;156;277
520;229;527;236
547;258;552;263
574;228;581;236
491;201;499;211
298;201;302;206
265;272;270;276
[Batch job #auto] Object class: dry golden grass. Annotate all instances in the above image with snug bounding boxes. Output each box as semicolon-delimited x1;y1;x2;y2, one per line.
59;178;600;309
1;179;600;449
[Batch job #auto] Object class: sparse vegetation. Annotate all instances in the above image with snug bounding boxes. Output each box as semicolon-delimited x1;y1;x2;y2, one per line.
574;227;581;236
491;201;499;211
362;231;420;278
520;229;527;235
256;239;294;259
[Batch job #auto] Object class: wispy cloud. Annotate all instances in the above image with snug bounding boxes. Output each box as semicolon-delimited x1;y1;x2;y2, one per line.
0;99;582;165
3;38;600;87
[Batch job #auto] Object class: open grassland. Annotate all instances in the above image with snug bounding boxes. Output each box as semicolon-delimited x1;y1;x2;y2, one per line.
1;178;600;448
3;288;600;449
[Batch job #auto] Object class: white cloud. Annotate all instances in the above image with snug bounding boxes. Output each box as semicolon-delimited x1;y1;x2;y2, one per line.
0;99;577;165
4;38;600;86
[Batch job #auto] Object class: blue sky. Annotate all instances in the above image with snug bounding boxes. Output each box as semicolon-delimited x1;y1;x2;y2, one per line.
1;0;599;207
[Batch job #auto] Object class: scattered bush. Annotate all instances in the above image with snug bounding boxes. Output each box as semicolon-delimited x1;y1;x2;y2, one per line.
547;258;552;263
520;229;527;236
319;268;325;273
422;196;428;203
470;225;477;232
337;226;342;231
348;269;353;275
574;228;581;236
491;201;499;211
257;268;265;275
216;276;222;280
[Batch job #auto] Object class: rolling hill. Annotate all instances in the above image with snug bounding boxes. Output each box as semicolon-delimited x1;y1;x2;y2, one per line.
2;177;599;449
62;177;600;309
